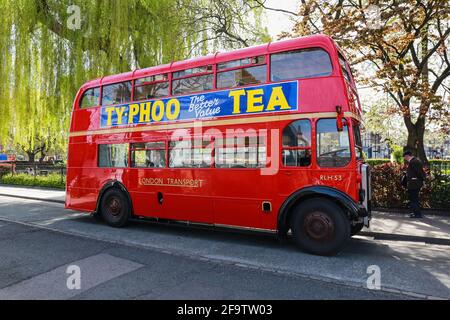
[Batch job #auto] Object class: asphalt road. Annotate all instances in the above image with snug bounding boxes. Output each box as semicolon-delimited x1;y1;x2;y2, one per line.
0;195;449;300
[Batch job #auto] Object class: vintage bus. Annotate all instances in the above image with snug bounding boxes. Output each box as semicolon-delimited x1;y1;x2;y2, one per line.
66;34;371;256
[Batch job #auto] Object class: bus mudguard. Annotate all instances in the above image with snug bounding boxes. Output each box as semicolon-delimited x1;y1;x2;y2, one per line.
277;186;363;237
95;180;133;215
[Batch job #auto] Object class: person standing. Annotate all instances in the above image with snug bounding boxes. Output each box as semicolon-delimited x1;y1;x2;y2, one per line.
403;151;426;218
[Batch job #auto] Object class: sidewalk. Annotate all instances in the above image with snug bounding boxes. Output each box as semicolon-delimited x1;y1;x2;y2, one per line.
0;185;449;245
0;185;65;203
361;211;450;245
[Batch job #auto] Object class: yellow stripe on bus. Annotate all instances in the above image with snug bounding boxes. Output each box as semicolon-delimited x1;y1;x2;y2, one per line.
69;112;361;138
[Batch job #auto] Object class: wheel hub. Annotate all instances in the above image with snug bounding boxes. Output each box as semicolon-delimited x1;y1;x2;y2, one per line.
304;211;335;241
108;197;122;216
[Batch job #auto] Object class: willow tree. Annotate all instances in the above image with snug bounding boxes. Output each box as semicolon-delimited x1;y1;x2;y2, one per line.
285;0;449;164
0;0;269;162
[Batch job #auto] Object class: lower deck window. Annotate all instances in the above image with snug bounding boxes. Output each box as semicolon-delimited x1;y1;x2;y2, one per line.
169;139;212;168
282;120;312;167
215;136;266;168
98;144;129;168
131;142;166;168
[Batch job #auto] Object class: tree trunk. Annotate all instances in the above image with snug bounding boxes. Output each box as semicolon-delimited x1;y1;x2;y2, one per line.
26;151;37;163
404;115;429;166
39;152;46;163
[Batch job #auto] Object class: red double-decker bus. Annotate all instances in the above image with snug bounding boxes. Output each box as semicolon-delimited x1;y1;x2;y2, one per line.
66;35;371;255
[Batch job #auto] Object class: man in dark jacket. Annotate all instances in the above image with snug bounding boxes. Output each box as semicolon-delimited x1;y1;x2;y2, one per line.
403;151;426;218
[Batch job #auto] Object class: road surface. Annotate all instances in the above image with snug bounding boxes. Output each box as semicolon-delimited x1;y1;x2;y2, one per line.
0;195;449;299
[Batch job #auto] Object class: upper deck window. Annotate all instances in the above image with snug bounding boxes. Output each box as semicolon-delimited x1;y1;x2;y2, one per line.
172;74;213;95
271;48;332;81
134;74;169;101
217;65;266;89
216;55;266;89
217;56;265;70
338;54;351;82
102;81;132;106
80;87;100;108
173;65;212;79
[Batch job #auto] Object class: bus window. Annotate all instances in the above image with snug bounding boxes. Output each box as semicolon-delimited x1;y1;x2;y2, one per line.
282;120;312;167
217;56;265;70
217;65;267;89
338;53;351;82
215;136;266;168
98;144;129;168
169;139;211;168
134;81;169;101
80;87;100;108
353;123;363;160
101;81;132;106
271;48;332;81
172;74;214;95
173;65;212;78
316;119;351;167
130;142;166;168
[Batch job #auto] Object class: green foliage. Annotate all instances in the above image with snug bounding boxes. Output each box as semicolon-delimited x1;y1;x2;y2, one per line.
391;145;404;164
0;0;269;157
371;163;449;210
365;159;390;166
0;164;12;178
0;173;65;189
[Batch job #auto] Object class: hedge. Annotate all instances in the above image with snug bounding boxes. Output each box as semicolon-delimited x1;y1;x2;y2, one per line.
366;159;391;166
0;173;65;189
371;162;449;210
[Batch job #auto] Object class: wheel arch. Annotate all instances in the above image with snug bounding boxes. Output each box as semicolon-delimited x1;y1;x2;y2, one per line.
95;180;134;216
277;186;360;237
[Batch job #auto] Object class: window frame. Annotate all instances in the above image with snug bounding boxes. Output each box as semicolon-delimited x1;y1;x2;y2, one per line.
270;47;334;82
216;63;268;90
79;87;101;109
171;70;215;96
168;137;214;168
315;118;352;168
133;74;170;102
214;134;267;169
97;143;130;168
101;81;133;107
281;119;313;168
130;141;168;168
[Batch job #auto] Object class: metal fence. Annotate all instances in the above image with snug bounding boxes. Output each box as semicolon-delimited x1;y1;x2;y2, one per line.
0;163;66;184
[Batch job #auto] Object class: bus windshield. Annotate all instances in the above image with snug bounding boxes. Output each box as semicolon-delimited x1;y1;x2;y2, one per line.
316;119;351;167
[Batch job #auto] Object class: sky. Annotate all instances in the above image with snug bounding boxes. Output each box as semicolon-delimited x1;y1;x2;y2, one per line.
263;0;299;39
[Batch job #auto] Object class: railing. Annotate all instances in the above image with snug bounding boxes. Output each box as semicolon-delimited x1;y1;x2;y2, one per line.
0;162;66;185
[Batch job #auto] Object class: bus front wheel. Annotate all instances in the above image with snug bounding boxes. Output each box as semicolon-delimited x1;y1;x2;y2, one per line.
291;199;350;256
100;188;130;228
350;223;364;236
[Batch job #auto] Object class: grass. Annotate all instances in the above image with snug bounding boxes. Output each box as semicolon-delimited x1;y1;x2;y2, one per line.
0;173;65;189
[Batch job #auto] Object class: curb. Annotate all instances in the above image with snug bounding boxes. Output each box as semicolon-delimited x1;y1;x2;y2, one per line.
360;231;450;246
0;193;65;204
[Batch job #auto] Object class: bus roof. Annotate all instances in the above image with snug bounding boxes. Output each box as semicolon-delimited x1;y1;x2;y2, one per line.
80;34;336;90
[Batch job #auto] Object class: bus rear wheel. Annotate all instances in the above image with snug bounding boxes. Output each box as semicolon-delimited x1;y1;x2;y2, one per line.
291;199;350;256
100;188;130;227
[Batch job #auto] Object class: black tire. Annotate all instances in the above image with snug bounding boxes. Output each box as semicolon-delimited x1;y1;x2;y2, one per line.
350;223;364;236
291;198;350;256
100;188;130;227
